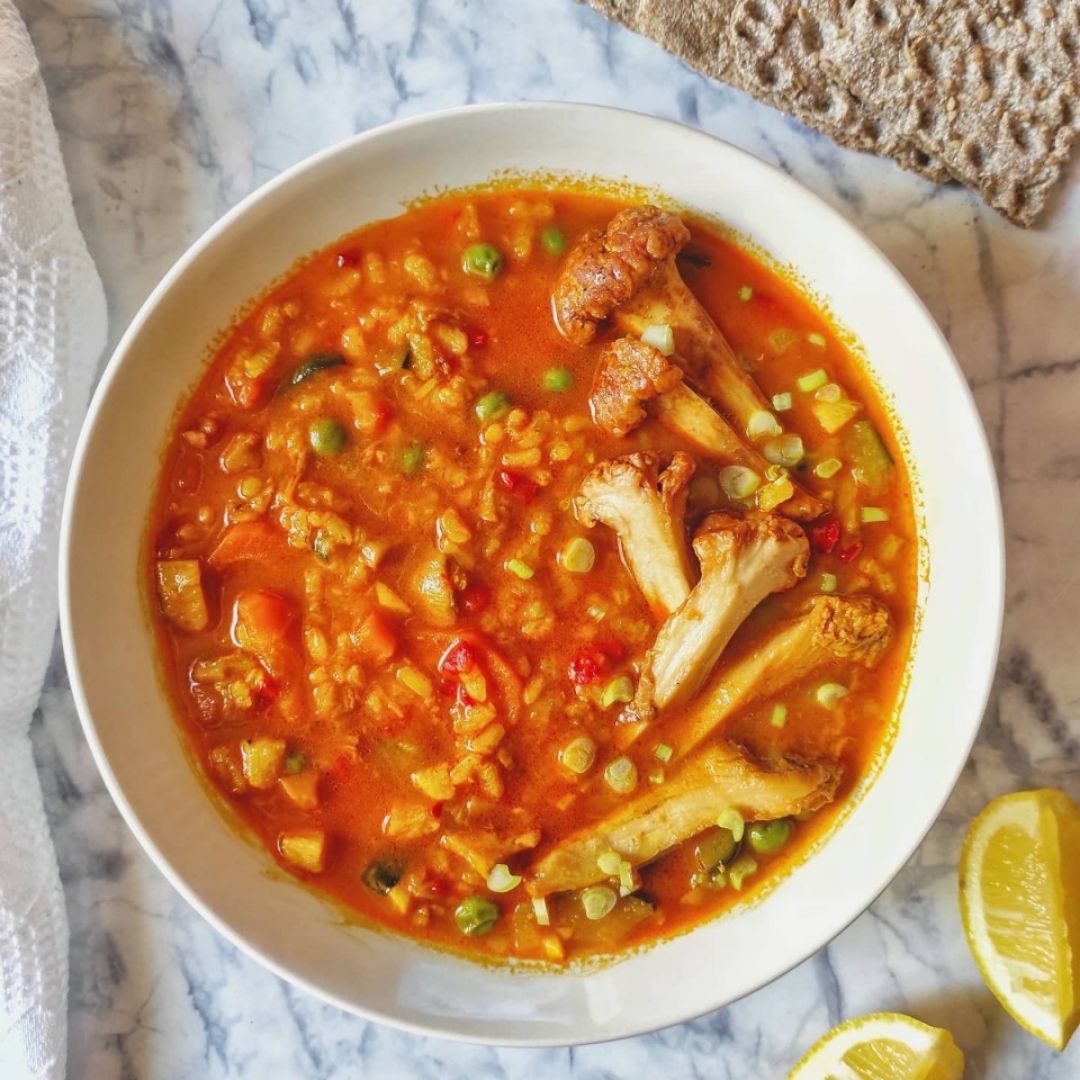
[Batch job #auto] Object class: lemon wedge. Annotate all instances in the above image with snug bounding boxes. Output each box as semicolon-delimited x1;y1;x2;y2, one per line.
789;1012;964;1079
960;787;1080;1050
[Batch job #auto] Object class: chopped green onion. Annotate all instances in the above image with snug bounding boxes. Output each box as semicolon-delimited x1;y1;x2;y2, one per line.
764;463;788;482
544;366;573;392
641;323;675;356
861;506;890;523
401;442;424;474
308;417;347;455
586;603;606;622
814;457;844;479
763;434;805;467
728;855;759;891
815;381;843;403
559;537;595;574
540;226;567;256
737;284;753;302
648;764;665;786
505;558;534;580
284;750;307;774
807;331;827;348
880;535;903;561
747;819;792;855
746;409;783;439
618;861;636;896
601;675;634;709
772;392;793;412
797;368;829;393
767;327;800;354
816;682;848;709
719;465;761;500
654;743;674;764
820;572;838;593
454;896;499;935
597;851;622;876
312;530;332;562
770;704;788;729
532;896;551;926
486;863;522;893
716;807;745;843
604;756;638;795
475;389;511;422
559;735;596;775
581;885;617;920
462;242;503;281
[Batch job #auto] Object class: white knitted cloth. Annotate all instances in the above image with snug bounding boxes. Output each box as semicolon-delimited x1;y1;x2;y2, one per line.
0;3;107;1077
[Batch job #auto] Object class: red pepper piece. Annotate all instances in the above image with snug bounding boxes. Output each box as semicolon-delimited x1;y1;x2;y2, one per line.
460;583;491;615
468;327;488;349
838;542;862;563
498;469;538;502
335;248;362;268
568;645;608;686
440;639;478;675
809;518;841;555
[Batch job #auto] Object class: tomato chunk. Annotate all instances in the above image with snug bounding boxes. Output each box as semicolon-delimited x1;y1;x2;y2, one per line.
498;469;538;502
809;518;841;555
356;610;398;662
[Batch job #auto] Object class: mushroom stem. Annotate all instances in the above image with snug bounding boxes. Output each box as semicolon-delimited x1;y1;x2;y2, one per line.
528;740;841;897
670;594;894;756
574;451;697;617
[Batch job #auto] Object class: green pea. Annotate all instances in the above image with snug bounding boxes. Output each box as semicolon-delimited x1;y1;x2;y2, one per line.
454;896;499;936
543;367;573;392
746;818;793;856
284;750;307;775
308;417;346;455
401;443;425;474
475;390;511;422
462;243;503;282
540;226;567;256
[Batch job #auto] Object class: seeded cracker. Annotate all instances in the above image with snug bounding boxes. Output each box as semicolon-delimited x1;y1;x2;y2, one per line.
816;0;1080;225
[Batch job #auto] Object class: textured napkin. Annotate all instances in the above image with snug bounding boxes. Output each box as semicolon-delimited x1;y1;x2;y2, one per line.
0;2;107;1077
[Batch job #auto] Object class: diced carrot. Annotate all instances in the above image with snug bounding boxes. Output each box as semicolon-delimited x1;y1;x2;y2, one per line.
208;521;284;569
233;590;296;676
355;610;398;662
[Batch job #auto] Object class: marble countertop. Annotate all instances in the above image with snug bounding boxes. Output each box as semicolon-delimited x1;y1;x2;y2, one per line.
16;0;1080;1076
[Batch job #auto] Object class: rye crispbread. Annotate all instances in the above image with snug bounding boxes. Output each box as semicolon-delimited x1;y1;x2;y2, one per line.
583;0;952;182
584;0;1080;225
728;0;952;182
814;0;1079;225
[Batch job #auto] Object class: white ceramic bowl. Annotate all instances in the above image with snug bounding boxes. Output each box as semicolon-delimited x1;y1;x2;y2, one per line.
60;103;1003;1045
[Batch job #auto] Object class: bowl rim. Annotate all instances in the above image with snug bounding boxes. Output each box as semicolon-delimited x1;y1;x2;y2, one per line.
59;100;1005;1046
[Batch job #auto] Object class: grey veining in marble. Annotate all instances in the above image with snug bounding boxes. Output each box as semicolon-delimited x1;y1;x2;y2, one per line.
13;0;1080;1076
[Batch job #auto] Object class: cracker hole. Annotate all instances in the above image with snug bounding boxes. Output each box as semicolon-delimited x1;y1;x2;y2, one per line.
800;16;823;52
910;39;940;79
1015;54;1033;82
755;60;780;88
965;142;985;170
1009;118;1032;150
916;106;933;132
1061;30;1077;60
810;91;832;113
743;0;766;22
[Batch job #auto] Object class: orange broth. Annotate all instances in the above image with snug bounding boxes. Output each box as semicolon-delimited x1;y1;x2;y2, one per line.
147;189;916;963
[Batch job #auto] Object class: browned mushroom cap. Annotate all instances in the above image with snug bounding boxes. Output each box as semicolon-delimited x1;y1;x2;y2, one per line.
589;336;684;437
552;206;690;345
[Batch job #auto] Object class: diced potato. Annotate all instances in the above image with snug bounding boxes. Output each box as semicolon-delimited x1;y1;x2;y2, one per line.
411;762;455;801
241;738;286;789
156;559;209;631
388;882;411;915
812;398;861;435
383;804;439;839
278;829;326;872
279;771;319;810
